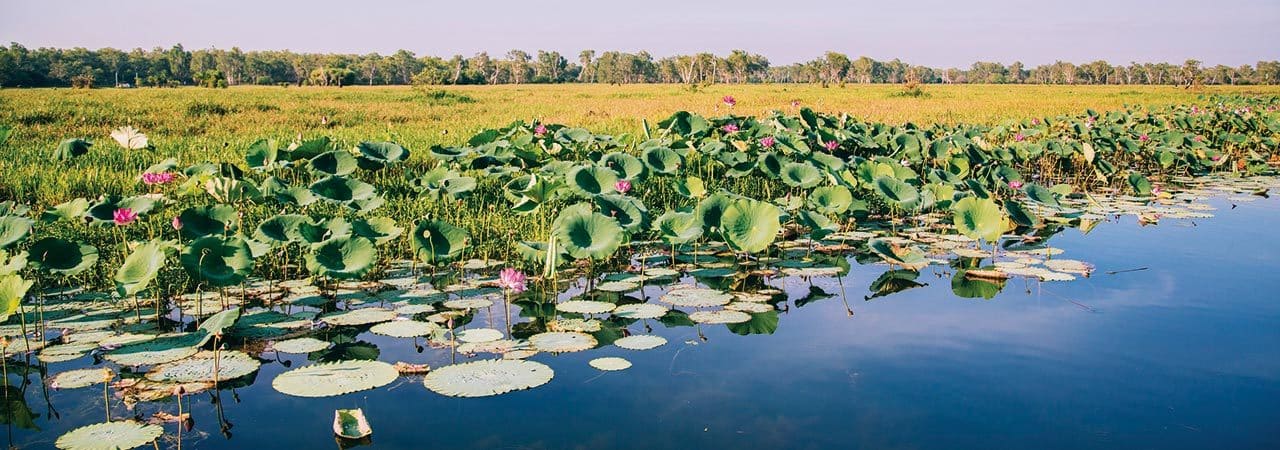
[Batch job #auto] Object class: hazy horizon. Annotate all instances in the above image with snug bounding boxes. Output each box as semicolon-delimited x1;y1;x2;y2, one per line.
2;0;1278;67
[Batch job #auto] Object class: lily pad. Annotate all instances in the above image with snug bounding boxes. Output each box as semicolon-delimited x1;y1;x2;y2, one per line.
320;308;396;326
588;357;633;371
55;421;163;450
529;331;597;353
49;368;111;389
556;300;616;315
422;359;554;398
145;350;261;383
272;360;399;398
689;310;753;324
614;335;667;350
370;320;439;338
661;287;732;307
612;303;668;319
271;337;331;354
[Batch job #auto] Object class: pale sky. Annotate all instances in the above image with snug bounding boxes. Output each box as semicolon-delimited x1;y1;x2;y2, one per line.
2;0;1277;67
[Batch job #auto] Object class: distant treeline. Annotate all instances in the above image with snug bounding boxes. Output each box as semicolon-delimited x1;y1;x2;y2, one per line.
1;42;1277;88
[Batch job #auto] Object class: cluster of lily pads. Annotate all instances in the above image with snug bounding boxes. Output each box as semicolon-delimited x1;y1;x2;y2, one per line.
0;95;1278;449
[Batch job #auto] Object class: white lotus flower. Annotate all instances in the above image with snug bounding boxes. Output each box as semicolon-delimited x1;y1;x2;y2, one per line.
110;125;148;150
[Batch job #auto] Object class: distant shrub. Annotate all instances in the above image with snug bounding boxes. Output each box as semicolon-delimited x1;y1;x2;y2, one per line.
18;111;59;126
893;81;930;98
415;89;475;106
186;101;233;117
252;103;280;112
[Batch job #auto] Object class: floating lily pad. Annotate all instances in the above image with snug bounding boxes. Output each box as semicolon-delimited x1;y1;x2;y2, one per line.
689;310;753;324
272;360;399;398
612;303;668;319
660;287;732;307
614;335;667;350
456;328;504;343
556;300;616;315
370;320;439;338
38;342;98;363
422;359;554;398
320;308;396;326
55;421;163;450
443;297;494;309
104;331;208;366
529;331;597;353
589;357;632;371
49;368;111;389
725;302;774;313
271;337;331;354
146;350;261;383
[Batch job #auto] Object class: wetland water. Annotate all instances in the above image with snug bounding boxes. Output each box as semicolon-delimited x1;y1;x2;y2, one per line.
7;186;1280;450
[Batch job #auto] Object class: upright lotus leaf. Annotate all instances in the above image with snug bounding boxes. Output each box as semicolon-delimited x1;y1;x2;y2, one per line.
203;176;262;204
0;274;32;323
310;150;358;176
351;217;403;244
923;183;957;210
952;196;1007;243
1024;183;1061;208
594;194;649;232
177;204;239;239
567;165;618;197
246;138;286;171
288;136;331;161
642;147;683;175
306;236;378;280
1128;172;1153;196
0;216;33;249
1004;199;1041;228
52;138;91;161
356;141;409;170
658;111;710;137
795;210;838;240
198;306;242;336
553;203;624;260
310;176;376;203
808;186;854;215
255;214;317;245
411;219;469;265
873;176;920;211
674;176;706;199
181;235;254;287
653;211;703;245
758;152;789;179
40;198;90;223
696;192;735;233
780;162;823;188
719;198;782;254
0;250;26;276
413;166;477;201
114;240;172;297
600;152;647;181
27;238;98;276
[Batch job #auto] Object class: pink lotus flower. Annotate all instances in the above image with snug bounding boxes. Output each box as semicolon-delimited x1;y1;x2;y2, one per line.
1193;135;1204;142
172;216;183;230
791;100;801;108
113;208;137;226
721;123;739;133
1210;155;1221;161
824;140;839;151
1152;185;1162;195
498;268;527;293
1014;133;1026;142
1190;106;1200;114
614;179;632;194
900;159;911;167
1031;118;1041;126
722;96;736;107
533;124;548;136
143;171;176;185
1009;180;1024;190
1138;134;1150;143
760;136;776;148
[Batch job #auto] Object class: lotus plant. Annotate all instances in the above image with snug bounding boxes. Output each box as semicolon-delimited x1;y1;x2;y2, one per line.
614;179;632;194
722;96;736;107
721;123;739;133
113;208;137;226
760;136;776;148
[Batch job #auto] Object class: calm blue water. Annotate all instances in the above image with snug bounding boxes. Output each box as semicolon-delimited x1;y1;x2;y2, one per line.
8;195;1280;449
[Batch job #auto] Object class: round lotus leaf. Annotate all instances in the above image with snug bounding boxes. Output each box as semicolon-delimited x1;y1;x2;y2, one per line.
309;150;358;176
423;359;554;398
370;320;439;338
55;421;163;450
443;297;493;309
549;318;602;332
529;331;597;353
356;141;409;170
180;235;254;287
596;280;640;293
114;240;170;298
567;165;618;197
456;328;504;343
49;368;112;389
556;300;616;315
352;216;403;244
874;176;921;211
780;162;823;188
0;215;33;249
719;198;781;254
305;236;378;280
614;334;667;350
642;146;683;175
145;350;261;383
38;342;98;363
594;194;649;232
310;176;376;202
320;308;396;326
612;303;668;319
952;196;1007;243
809;186;854;215
177;204;238;240
661;287;732;307
725;302;774;313
272;360;399;398
271;337;331;354
104;332;207;366
411;219;470;265
601;152;647;181
255;214;316;244
588;357;632;371
457;339;530;355
553;204;624;260
689;310;753;324
653;211;703;245
28;237;98;276
1044;259;1094;274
